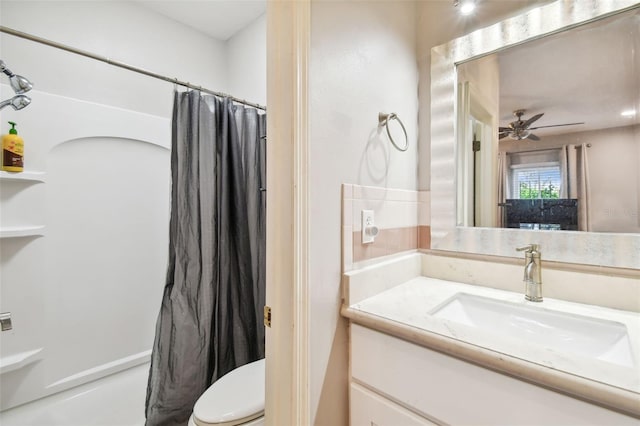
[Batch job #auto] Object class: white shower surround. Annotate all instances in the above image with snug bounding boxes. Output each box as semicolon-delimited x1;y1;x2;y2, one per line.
0;87;170;410
0;362;149;425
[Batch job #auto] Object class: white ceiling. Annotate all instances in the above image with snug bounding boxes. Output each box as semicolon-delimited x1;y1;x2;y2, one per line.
135;0;266;41
497;8;640;137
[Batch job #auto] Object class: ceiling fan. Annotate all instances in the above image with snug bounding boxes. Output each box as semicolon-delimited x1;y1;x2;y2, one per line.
498;109;585;141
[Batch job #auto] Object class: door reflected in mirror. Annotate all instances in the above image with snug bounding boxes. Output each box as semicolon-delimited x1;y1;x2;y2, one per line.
456;8;640;233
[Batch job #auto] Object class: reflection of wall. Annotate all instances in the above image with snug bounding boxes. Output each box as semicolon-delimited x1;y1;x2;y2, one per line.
457;55;500;227
457;55;500;110
501;124;640;233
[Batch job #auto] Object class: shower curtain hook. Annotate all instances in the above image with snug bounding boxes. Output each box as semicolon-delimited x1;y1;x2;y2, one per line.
173;78;178;92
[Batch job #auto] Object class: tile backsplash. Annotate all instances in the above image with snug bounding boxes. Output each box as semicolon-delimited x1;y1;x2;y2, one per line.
342;184;430;272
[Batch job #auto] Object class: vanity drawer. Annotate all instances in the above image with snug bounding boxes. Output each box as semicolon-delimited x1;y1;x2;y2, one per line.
350;382;437;426
350;324;638;425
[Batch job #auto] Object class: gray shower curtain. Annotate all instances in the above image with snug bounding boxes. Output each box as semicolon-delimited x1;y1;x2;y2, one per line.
145;91;266;426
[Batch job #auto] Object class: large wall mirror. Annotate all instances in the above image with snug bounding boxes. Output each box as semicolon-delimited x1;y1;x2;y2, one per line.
430;0;640;269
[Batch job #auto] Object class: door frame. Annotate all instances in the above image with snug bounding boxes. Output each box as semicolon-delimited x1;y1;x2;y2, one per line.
265;1;311;425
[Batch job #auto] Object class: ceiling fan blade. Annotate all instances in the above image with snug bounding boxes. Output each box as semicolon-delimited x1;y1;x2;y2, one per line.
499;127;512;132
527;133;540;141
523;113;544;128
499;132;510;139
529;122;585;130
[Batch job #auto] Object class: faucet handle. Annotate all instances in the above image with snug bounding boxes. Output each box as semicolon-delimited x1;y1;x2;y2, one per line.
516;244;539;253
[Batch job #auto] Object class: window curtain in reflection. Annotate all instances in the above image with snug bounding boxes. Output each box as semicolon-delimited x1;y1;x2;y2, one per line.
145;91;266;426
497;151;511;228
561;144;591;231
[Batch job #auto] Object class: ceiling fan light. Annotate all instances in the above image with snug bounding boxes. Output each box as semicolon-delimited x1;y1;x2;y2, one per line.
510;128;530;140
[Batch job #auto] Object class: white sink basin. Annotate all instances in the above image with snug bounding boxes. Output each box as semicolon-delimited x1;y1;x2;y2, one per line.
430;293;634;367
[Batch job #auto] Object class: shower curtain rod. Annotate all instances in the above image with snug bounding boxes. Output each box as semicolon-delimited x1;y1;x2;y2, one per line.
0;25;266;111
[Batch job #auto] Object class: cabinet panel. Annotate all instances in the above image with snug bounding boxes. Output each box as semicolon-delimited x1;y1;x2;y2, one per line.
351;383;437;426
351;324;638;425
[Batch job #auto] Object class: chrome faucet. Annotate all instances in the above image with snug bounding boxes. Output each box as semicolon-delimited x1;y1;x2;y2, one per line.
516;244;543;302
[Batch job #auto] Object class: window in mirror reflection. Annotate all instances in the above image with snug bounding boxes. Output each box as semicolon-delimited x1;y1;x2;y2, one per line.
508;152;561;199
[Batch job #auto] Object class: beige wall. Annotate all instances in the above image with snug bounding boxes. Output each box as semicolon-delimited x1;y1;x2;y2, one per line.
309;0;560;426
309;2;418;423
307;1;554;424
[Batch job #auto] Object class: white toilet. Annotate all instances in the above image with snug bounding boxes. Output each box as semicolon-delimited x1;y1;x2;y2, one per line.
188;358;265;426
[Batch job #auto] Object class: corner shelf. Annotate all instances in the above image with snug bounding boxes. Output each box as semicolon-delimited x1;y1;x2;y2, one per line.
0;171;46;183
0;226;45;239
0;348;44;374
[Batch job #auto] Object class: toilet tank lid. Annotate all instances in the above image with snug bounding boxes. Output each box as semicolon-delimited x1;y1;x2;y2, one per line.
193;358;265;424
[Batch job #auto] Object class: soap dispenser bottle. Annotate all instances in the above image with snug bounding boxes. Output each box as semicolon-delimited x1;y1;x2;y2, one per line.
2;121;24;172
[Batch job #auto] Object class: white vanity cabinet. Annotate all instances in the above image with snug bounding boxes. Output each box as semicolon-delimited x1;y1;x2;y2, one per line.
349;324;638;426
351;382;437;426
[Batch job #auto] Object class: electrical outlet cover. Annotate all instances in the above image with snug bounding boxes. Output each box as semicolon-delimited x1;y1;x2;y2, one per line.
362;210;375;244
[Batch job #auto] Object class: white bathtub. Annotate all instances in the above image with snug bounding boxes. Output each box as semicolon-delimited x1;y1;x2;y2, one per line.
0;362;149;426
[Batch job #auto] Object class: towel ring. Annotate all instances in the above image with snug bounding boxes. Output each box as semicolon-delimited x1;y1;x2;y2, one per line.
378;112;408;152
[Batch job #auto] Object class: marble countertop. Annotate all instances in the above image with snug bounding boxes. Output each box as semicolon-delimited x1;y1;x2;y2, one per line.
342;267;640;417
